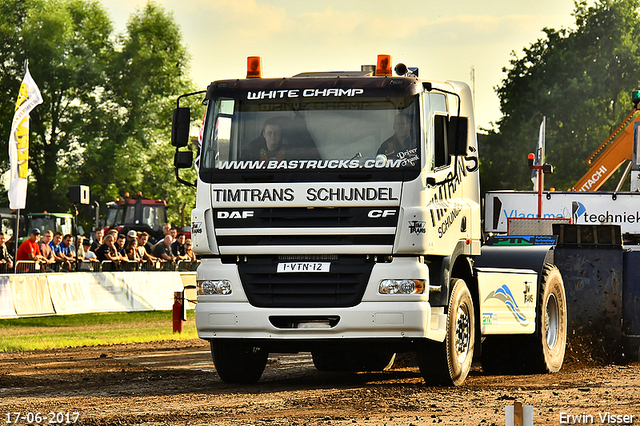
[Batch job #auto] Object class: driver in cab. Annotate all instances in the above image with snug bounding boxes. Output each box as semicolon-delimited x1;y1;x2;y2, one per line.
241;118;286;161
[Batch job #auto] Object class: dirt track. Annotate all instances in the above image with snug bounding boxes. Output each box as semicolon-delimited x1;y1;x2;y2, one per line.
0;340;638;425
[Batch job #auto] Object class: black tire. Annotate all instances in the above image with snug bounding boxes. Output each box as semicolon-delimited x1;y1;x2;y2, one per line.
364;351;396;371
418;278;475;386
482;264;567;374
210;340;268;384
481;335;513;374
312;346;396;372
311;348;348;372
523;264;567;373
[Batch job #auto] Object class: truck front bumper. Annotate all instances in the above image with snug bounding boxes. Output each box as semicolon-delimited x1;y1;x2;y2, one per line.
195;301;446;342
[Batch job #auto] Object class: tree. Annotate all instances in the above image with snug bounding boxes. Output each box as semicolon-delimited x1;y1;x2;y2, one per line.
77;2;199;226
1;0;114;212
0;0;199;228
480;0;640;192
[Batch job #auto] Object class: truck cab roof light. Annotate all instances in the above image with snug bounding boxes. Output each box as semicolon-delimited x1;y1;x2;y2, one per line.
247;56;262;78
376;54;392;76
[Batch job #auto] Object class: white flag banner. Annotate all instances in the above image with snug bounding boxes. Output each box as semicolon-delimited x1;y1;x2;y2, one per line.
8;64;42;210
531;116;546;191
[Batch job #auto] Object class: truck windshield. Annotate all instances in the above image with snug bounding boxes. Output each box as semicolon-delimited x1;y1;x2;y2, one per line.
200;94;420;181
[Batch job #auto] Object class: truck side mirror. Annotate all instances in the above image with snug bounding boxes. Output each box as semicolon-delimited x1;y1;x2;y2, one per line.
448;116;469;157
174;150;193;169
171;107;191;147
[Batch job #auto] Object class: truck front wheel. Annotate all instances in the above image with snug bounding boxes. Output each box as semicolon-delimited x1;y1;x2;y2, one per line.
210;340;268;384
418;278;475;386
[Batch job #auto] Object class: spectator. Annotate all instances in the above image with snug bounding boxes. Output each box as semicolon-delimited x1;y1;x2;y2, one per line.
96;234;128;265
53;233;75;271
74;235;84;260
95;235;114;262
137;232;156;262
169;227;177;242
16;228;47;266
184;239;197;262
50;231;72;270
81;240;98;262
115;234;127;258
60;234;75;260
171;233;189;261
69;235;78;257
126;238;142;263
49;231;62;251
0;231;14;271
152;235;176;262
106;229;119;243
79;239;99;270
38;230;56;267
162;223;171;238
126;229;137;247
139;232;153;254
90;228;104;253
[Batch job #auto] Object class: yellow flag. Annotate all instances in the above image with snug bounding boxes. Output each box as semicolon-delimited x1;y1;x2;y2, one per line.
8;64;42;210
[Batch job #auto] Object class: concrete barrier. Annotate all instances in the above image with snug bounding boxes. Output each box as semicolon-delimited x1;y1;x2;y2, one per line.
0;277;17;318
0;271;195;318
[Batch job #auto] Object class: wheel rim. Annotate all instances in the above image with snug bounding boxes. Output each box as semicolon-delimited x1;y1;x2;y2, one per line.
454;303;471;362
545;293;559;349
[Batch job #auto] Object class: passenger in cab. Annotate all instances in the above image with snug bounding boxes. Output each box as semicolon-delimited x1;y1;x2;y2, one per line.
377;113;417;165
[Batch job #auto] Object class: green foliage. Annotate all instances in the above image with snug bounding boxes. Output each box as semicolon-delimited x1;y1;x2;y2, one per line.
0;0;199;230
0;310;197;351
481;0;640;192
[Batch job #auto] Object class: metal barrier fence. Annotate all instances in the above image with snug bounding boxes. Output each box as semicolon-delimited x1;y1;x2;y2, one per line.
11;259;200;274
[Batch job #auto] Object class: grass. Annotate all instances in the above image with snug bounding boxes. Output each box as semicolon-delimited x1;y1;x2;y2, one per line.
0;310;199;352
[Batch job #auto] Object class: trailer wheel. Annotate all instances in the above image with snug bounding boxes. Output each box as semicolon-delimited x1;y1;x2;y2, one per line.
525;264;567;373
210;340;268;384
418;278;475;386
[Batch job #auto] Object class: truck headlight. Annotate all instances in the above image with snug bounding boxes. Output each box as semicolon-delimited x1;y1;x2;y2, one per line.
197;279;232;295
379;279;425;295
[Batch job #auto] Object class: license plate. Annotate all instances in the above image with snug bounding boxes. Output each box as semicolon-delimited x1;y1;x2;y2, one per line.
277;262;330;273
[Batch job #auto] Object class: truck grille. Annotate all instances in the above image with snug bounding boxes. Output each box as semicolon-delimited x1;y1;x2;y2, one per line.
235;255;375;308
213;207;398;248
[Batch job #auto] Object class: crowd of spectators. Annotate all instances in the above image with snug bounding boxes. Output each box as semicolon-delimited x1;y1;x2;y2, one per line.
1;224;198;273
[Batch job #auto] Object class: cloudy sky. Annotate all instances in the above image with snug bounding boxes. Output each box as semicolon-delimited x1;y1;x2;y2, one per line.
104;0;580;130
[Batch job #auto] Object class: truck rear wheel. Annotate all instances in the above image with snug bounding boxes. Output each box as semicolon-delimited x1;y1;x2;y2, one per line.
418;278;475;386
526;264;567;373
210;340;268;384
482;264;567;374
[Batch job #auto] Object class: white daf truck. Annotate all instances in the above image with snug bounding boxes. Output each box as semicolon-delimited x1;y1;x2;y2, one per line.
171;55;567;385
